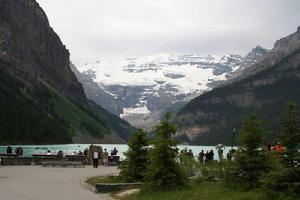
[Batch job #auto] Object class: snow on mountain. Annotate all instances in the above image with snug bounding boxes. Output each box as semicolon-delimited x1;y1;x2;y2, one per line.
77;51;264;130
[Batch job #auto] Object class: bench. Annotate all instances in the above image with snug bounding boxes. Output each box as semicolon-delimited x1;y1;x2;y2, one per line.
41;161;85;168
0;153;19;157
108;156;120;165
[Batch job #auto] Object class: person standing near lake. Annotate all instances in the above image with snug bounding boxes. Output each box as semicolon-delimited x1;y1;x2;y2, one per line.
209;149;214;161
6;146;12;154
198;150;204;164
93;149;99;168
103;149;109;165
218;148;223;162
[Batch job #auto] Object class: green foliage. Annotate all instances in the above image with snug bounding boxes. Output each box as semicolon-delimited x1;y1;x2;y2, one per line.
199;160;227;180
238;114;264;151
120;129;149;182
122;181;267;200
279;103;300;166
80;120;104;138
145;113;187;190
229;114;274;188
179;149;197;177
0;67;134;144
176;47;300;145
262;165;300;199
0;69;73;144
262;103;300;198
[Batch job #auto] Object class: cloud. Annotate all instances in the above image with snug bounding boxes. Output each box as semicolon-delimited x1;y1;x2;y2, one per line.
36;0;300;66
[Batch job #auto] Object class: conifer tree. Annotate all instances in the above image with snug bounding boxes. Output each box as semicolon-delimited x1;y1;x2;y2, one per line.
231;113;272;188
120;129;149;182
279;103;300;167
145;113;187;190
262;103;300;197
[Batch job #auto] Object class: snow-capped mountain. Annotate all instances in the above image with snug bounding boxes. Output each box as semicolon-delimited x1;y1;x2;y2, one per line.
77;49;266;130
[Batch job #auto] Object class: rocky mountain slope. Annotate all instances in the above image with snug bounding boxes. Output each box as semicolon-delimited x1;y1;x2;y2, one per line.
174;27;300;145
0;0;134;144
70;63;122;116
77;49;266;130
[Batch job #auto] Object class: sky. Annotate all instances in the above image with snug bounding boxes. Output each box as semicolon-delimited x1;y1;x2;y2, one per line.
37;0;300;66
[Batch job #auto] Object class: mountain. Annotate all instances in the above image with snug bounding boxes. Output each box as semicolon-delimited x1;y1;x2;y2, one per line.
174;27;300;145
70;63;122;116
77;50;265;130
0;0;134;144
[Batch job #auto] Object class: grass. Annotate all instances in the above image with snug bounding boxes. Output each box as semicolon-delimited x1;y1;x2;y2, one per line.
86;176;267;200
120;181;266;200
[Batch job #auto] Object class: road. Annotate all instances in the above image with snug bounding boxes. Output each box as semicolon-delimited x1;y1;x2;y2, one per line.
0;165;119;200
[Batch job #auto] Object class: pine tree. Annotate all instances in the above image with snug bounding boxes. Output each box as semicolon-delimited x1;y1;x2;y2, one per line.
279;103;300;167
119;129;149;182
145;113;187;190
262;103;300;198
231;114;272;188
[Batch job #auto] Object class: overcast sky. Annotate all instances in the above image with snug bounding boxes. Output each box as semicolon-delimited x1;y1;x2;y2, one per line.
37;0;300;66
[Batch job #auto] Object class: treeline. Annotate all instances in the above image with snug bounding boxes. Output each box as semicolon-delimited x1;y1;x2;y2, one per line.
176;49;300;145
119;103;299;198
0;70;72;144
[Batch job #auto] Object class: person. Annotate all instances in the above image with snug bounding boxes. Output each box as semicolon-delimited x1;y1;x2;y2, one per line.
227;150;232;161
198;150;204;164
218;148;223;162
93;150;99;168
187;149;194;158
111;147;118;156
231;149;236;161
15;147;23;157
272;142;284;158
272;142;284;152
209;149;214;161
205;151;210;162
46;149;51;155
103;148;109;165
6;146;12;154
84;148;88;156
57;151;63;159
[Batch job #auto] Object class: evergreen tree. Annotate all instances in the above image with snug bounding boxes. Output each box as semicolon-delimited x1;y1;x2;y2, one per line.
279;103;300;167
262;103;300;198
230;114;273;188
145;113;187;190
119;129;149;182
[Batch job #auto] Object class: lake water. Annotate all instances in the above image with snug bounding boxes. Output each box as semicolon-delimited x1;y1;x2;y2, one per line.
0;144;236;160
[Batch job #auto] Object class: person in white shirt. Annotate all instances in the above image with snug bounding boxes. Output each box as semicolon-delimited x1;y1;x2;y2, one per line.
93;150;99;168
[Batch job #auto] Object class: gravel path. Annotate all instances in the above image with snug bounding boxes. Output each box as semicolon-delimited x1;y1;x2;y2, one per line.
0;165;119;200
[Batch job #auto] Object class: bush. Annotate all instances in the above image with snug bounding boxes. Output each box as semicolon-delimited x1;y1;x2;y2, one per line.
179;150;197;177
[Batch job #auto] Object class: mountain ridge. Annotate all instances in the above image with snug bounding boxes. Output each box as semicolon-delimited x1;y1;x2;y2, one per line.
0;0;134;144
76;48;267;130
174;27;300;145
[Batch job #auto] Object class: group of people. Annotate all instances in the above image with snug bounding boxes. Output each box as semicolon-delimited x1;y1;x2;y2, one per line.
6;146;23;156
91;146;119;168
198;150;215;164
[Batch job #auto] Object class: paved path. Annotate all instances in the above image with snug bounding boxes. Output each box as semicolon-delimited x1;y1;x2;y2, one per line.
0;165;119;200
